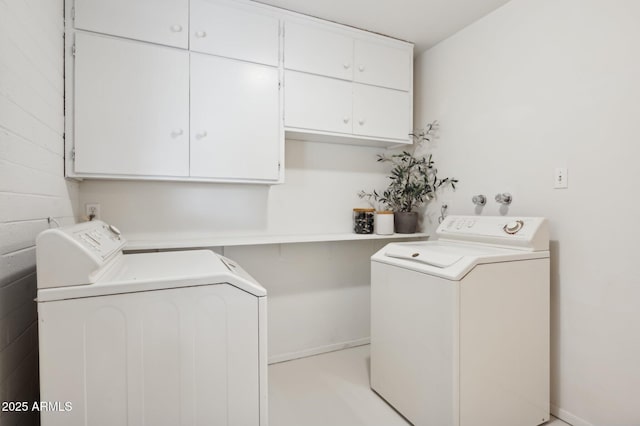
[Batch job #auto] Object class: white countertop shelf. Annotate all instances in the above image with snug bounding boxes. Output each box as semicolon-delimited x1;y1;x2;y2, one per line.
125;232;429;251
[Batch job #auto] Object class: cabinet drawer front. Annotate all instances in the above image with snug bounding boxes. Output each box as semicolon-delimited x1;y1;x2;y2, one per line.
191;0;279;66
74;33;190;177
284;71;353;135
74;0;189;48
354;39;412;91
190;54;281;181
353;84;411;141
284;21;353;80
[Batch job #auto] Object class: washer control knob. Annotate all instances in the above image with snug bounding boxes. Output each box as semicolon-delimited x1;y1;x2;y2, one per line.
503;220;524;234
108;224;122;236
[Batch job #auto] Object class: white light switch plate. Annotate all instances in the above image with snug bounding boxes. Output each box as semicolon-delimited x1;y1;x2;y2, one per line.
554;167;568;189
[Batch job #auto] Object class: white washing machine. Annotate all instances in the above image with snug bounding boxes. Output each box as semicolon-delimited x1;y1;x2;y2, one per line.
370;215;550;426
35;221;267;426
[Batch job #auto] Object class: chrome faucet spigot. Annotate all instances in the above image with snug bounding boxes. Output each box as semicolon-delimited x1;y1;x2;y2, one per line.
494;193;512;205
472;195;486;206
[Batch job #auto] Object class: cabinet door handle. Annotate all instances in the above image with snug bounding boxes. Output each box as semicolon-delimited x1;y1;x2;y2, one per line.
171;129;184;137
343;116;350;124
358;119;365;126
343;63;351;69
358;65;365;72
170;24;183;33
196;131;208;140
195;30;207;38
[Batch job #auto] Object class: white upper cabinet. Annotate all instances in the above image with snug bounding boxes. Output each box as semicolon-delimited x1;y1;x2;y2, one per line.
285;72;410;142
190;54;281;181
190;0;280;66
73;33;190;177
353;84;410;140
284;21;353;80
284;71;353;135
354;39;412;91
74;0;189;48
66;0;414;182
282;17;413;145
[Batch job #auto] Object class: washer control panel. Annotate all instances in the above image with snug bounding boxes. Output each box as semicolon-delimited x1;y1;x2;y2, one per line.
72;223;123;259
437;216;548;251
36;220;127;289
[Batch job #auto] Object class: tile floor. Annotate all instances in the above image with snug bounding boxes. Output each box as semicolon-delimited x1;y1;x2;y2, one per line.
269;344;571;426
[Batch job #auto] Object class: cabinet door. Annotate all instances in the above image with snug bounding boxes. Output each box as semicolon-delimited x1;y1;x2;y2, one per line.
190;0;279;66
74;0;188;48
354;39;412;91
74;33;189;177
190;54;281;181
353;84;411;141
284;71;353;135
284;21;353;81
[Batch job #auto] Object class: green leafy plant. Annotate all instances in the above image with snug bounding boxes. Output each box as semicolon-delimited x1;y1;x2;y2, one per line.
359;121;457;212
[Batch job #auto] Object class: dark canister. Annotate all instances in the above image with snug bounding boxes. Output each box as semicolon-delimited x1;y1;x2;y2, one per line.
353;208;375;234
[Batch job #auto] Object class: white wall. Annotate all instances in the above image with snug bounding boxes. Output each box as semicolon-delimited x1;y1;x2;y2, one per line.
415;1;640;425
79;140;390;238
79;139;397;361
225;239;389;362
0;0;79;424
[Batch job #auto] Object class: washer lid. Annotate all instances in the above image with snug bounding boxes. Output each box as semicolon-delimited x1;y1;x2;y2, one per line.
37;250;266;302
372;241;549;281
385;245;463;268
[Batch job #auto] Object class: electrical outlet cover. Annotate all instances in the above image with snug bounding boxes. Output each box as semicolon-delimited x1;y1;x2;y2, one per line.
85;203;101;220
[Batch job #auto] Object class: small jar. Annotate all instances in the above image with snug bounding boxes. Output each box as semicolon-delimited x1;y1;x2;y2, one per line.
375;211;394;235
353;208;375;234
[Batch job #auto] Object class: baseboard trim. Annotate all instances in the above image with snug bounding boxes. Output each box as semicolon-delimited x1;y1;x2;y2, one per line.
551;404;594;426
268;338;370;365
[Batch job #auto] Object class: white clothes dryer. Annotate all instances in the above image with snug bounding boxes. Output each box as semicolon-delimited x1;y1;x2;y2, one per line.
370;216;550;426
36;221;267;426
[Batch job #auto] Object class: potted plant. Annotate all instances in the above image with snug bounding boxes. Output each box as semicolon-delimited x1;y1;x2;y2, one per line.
359;121;457;234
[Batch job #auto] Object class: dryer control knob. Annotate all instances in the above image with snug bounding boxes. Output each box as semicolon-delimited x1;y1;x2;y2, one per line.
504;220;524;234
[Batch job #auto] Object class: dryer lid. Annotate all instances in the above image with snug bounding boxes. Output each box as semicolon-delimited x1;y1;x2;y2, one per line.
37;250;267;301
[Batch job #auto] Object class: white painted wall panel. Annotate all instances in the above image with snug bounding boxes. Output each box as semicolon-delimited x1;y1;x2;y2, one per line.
0;161;69;197
0;1;62;77
0;274;37;321
0;248;36;288
0;97;62;154
0;4;63;96
0;129;62;176
0;283;37;351
0;33;63;112
0;65;62;134
0;193;77;223
0;221;50;255
0;324;38;384
0;1;76;425
225;240;387;362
